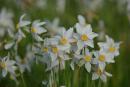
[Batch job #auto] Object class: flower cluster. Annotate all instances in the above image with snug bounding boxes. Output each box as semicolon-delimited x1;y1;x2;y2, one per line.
0;12;121;85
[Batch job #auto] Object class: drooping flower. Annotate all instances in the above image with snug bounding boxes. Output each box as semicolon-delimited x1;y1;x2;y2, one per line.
92;68;112;82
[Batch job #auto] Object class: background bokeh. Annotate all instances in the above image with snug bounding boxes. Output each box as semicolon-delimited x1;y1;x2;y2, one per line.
0;0;129;87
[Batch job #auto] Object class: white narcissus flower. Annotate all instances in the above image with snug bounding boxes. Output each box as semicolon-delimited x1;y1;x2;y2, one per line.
74;15;98;49
16;56;31;73
16;14;31;29
98;35;121;58
92;69;112;82
31;20;46;34
70;53;83;70
93;50;115;71
15;14;31;42
0;8;14;37
0;56;17;77
55;27;74;53
74;24;98;50
31;20;47;41
43;38;70;71
83;49;93;73
46;53;69;71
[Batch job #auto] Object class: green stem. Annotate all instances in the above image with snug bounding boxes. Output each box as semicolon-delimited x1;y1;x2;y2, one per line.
86;73;88;87
91;80;95;87
98;80;102;87
21;73;27;87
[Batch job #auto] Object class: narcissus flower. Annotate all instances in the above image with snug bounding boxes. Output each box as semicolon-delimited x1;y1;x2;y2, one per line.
31;20;47;41
84;49;93;73
15;14;31;42
93;50;115;71
54;27;74;53
98;35;121;58
92;68;112;82
74;15;98;50
16;14;31;29
16;56;31;73
0;55;17;77
74;24;98;50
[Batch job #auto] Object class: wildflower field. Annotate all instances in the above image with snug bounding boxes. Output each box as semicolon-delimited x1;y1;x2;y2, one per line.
0;0;129;87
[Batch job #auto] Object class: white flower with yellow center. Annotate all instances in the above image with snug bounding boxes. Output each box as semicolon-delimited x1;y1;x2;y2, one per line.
74;24;98;50
98;35;121;58
15;14;31;42
31;20;47;41
74;15;98;50
16;14;31;29
93;50;115;71
0;56;17;77
55;27;74;53
31;20;46;34
83;49;93;73
92;68;112;82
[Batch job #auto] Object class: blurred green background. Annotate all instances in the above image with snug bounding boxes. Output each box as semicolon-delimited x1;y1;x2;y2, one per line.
0;0;129;87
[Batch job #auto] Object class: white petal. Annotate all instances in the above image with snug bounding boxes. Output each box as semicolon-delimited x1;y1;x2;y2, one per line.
66;28;73;38
88;32;98;39
92;73;99;80
35;27;47;34
20;21;31;27
4;42;14;49
2;69;7;77
70;62;75;70
75;24;83;34
33;34;43;42
78;15;86;25
77;41;84;50
85;40;94;48
99;62;106;71
100;74;107;82
85;62;91;73
105;72;112;77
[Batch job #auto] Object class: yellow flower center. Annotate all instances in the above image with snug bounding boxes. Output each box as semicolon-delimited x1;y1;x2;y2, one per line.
60;37;68;45
31;27;37;33
84;55;91;62
81;34;88;41
43;47;48;52
99;55;105;62
109;47;116;52
52;47;59;54
0;62;6;69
